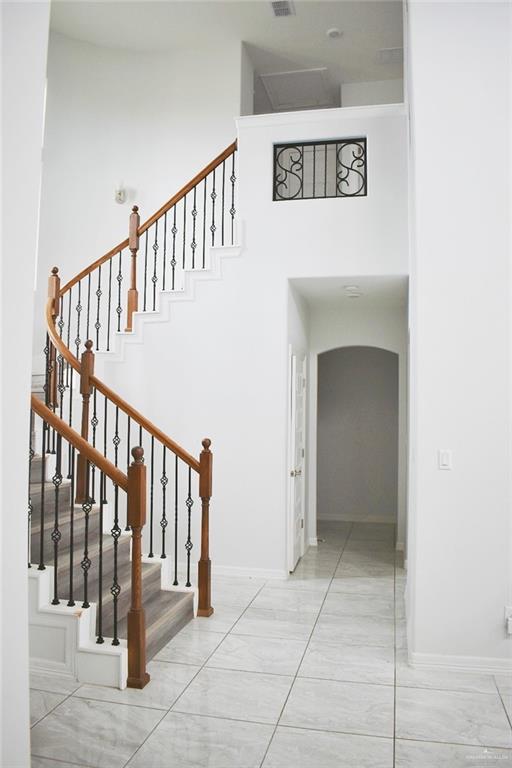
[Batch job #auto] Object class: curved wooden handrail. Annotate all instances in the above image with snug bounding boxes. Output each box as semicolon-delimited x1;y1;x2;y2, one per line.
46;298;200;473
31;394;128;491
91;375;200;473
59;140;237;296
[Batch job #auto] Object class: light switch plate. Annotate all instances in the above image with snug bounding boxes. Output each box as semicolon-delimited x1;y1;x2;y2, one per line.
438;449;452;470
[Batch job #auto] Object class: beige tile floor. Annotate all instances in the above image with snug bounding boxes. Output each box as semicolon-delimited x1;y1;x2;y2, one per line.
30;521;512;767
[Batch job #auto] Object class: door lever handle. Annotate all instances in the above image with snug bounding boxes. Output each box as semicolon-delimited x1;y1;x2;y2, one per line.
290;469;302;477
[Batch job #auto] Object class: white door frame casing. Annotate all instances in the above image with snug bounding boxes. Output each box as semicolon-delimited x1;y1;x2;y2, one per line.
287;346;307;572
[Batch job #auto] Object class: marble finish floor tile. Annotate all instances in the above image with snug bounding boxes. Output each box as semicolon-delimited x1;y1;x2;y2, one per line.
396;652;497;694
329;575;394;596
173;667;293;725
30;690;68;726
32;758;89;768
395;739;512;767
154;627;225;665
396;687;512;748
281;677;394;737
211;580;264;608
250;586;325;614
312;612;394;648
232;607;316;641
30;696;163;768
127;711;274;768
263;726;393;768
299;639;395;686
206;633;307;676
344;540;396;553
335;562;395;579
30;671;82;695
349;523;396;542
184;604;245;633
342;550;396;566
266;577;331;592
321;591;394;619
73;661;199;710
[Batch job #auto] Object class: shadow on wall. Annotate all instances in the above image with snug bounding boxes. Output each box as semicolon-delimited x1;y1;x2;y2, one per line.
317;345;398;524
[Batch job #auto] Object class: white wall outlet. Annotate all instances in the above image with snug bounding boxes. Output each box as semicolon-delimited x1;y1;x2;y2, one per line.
505;606;512;635
114;185;126;204
438;449;452;470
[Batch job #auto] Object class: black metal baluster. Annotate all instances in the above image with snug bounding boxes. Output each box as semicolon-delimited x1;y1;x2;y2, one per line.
230;151;236;246
95;266;102;350
182;195;187;270
162;212;168;291
152;221;158;311
38;419;47;570
107;258;112;351
324;143;328;198
160;447;168;558
149;435;154;556
81;461;92;608
51;433;63;604
173;454;178;584
97;472;105;644
116;251;123;332
67;367;74;478
90;388;98;502
139;425;142;445
191;187;197;269
86;273;92;341
125;415;131;531
28;411;34;567
113;406;120;467
185;466;193;587
202;177;207;269
66;290;72;387
143;230;149;311
75;280;82;358
171;206;177;291
111;484;121;645
313;144;316;198
67;446;75;606
210;168;216;246
43;334;50;407
221;160;226;245
103;395;108;459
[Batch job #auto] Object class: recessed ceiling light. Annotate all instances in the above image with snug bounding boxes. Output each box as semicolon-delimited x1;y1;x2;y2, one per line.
326;27;343;39
344;284;360;292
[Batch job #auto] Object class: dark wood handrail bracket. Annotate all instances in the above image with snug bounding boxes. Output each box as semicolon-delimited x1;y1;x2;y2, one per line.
37;142;235;688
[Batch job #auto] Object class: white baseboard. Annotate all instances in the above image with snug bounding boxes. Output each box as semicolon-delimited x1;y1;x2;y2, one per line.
308;538;318;547
213;564;287;581
408;650;512;675
318;514;396;524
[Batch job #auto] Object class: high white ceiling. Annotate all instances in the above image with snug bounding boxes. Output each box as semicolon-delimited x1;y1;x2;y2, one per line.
291;275;408;310
51;1;404;85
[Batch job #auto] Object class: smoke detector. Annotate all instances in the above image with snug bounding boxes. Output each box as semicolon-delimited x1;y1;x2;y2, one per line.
326;28;342;40
271;1;296;17
343;284;362;298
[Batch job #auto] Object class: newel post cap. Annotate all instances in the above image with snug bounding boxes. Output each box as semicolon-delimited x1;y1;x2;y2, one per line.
131;446;144;463
202;438;212;451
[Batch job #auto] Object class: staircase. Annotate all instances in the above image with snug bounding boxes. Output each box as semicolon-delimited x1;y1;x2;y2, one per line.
28;141;237;689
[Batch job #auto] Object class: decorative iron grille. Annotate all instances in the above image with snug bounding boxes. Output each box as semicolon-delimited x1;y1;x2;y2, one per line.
273;138;367;201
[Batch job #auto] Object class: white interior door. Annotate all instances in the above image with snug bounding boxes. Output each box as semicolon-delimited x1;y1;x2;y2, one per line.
288;351;306;572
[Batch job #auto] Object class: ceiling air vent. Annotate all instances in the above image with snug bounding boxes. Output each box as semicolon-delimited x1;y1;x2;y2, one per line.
376;47;403;65
271;1;296;17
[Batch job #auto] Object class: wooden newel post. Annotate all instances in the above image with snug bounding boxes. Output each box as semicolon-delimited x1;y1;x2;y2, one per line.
125;205;140;333
197;438;213;617
47;267;61;407
75;340;95;503
127;446;150;689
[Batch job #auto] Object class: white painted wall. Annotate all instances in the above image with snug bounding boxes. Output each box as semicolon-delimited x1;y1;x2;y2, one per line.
306;299;408;549
34;31;244;366
1;2;50;764
240;42;254;116
99;106;408;576
407;1;512;669
341;79;403;107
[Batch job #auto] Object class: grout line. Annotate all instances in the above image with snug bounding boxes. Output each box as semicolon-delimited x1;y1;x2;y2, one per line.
392;538;397;767
30;685;82;731
121;580;268;768
493;675;512;732
258;524;354;768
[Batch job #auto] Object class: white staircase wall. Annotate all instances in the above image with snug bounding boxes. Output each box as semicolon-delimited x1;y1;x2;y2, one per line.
98;106;409;577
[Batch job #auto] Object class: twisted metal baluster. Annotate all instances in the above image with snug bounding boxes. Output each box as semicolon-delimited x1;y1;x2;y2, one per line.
113;405;120;467
116;251;123;332
107;258;112;351
182;195;187;270
160;447;168;558
221;160;226;246
185;467;193;587
202;177;207;269
51;433;63;604
125;415;131;531
96;472;105;644
173;454;178;585
38;418;47;570
210;168;216;246
171;206;177;291
81;461;92;608
75;281;82;358
67;366;74;479
111;484;121;645
66;290;72;387
143;230;149;312
90;388;98;502
67;446;76;606
95;265;102;350
149;435;155;557
162;212;168;290
28;411;34;568
86;273;92;341
152;221;159;311
230;145;236;243
191;187;197;269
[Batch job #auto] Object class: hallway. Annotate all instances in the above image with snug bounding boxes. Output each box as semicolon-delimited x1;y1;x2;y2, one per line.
30;522;512;767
